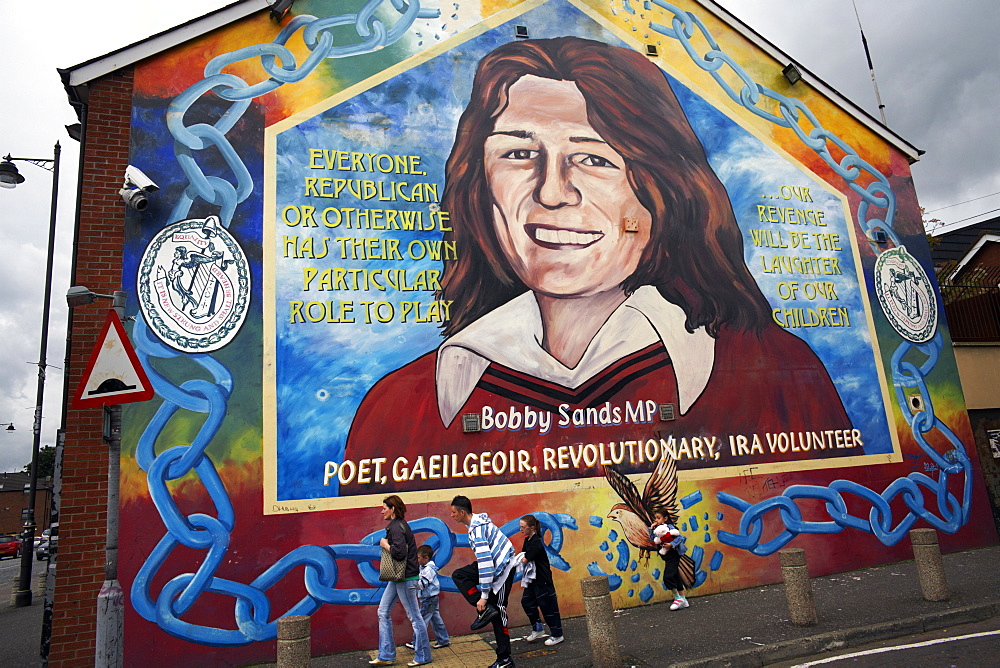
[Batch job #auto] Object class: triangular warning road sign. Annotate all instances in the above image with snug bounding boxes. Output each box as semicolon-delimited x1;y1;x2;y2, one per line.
72;310;154;409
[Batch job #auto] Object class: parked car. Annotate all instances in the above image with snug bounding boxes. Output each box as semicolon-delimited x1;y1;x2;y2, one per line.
0;534;19;559
36;536;56;561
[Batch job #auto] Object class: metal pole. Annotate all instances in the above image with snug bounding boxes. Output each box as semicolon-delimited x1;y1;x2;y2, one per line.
96;404;123;667
15;141;61;608
852;0;888;125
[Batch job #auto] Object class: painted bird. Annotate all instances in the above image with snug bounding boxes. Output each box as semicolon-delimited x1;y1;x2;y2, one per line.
605;455;695;585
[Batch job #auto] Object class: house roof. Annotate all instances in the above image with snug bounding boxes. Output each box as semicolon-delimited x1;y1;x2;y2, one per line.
57;0;922;162
931;214;1000;267
0;472;30;491
0;471;52;491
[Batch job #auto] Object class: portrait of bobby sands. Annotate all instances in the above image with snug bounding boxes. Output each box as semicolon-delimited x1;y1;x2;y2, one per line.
345;36;853;487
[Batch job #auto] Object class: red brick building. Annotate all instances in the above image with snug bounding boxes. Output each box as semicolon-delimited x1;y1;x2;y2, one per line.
0;471;52;537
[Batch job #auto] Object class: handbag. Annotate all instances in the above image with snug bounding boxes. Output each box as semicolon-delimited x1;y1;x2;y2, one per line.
379;519;411;582
379;547;406;582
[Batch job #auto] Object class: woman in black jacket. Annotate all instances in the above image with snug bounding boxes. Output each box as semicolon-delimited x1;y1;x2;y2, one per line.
519;515;564;646
370;495;431;666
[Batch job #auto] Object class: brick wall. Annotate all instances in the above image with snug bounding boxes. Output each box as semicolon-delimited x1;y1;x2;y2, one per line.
48;68;133;667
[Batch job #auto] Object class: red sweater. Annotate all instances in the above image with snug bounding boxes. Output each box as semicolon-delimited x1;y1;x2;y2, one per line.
343;323;851;496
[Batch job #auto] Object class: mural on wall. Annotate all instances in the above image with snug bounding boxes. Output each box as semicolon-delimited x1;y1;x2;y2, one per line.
116;0;996;663
269;27;893;509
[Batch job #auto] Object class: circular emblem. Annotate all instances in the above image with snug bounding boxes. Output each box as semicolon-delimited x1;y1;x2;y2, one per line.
138;215;251;352
874;246;937;343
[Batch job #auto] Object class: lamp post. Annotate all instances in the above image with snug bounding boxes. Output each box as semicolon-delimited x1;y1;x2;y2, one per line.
1;142;61;608
65;286;128;668
0;423;15;431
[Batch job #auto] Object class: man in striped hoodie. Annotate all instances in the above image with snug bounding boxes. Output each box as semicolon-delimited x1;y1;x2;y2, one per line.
450;495;517;668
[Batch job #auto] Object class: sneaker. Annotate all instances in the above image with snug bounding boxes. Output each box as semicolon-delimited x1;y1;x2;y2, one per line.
487;658;515;668
470;604;500;630
525;629;547;642
404;642;415;650
543;636;564;646
431;641;450;649
670;598;689;610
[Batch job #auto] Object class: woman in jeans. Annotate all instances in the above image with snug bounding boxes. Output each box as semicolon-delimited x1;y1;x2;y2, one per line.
369;495;431;666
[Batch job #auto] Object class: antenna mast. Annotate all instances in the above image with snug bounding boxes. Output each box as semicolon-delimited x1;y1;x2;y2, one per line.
852;0;887;125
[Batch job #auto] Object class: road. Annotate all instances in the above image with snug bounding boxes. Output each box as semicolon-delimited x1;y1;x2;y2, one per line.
768;617;1000;667
0;550;23;581
0;552;45;668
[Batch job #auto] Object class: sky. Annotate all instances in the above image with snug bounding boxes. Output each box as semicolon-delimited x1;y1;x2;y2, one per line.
0;0;997;473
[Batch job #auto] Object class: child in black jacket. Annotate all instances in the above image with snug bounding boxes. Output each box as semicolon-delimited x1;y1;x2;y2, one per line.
518;515;564;646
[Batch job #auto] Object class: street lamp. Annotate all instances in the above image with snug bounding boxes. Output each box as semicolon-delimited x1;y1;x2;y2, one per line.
66;286;126;317
0;423;15;431
1;143;61;608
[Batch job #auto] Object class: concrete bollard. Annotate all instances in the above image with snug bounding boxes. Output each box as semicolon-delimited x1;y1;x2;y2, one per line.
779;548;817;626
909;528;949;601
277;615;311;667
580;575;621;668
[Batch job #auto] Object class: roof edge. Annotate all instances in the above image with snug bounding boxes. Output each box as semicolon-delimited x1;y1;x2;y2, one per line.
57;0;922;163
945;233;1000;282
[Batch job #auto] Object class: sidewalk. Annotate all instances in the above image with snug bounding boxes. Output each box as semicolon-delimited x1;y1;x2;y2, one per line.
0;597;44;667
290;544;1000;667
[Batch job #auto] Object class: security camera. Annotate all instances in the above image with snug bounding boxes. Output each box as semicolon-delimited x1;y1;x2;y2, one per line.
120;165;159;211
120;188;149;211
124;165;159;192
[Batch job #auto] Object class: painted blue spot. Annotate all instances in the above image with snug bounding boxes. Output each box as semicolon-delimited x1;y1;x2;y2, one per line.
628;589;634;597
631;573;641;583
694;571;708;587
680;491;703;508
607;530;618;542
652;568;661;580
704;512;709;520
586;563;622;590
553;513;579;530
548;551;572;572
681;522;688;532
621;0;636;14
605;552;613;561
704;532;711;543
716;512;724;521
630;560;638;571
600;541;609;551
710;550;724;571
691;545;704;570
615;540;630;571
639;584;654;602
689;516;700;531
643;0;651;8
589;516;604;528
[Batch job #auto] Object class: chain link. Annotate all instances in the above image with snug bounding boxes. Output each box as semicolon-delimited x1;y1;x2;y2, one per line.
647;3;970;554
163;1;438;228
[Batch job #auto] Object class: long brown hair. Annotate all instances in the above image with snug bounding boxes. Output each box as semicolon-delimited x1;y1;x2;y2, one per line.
439;36;770;336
